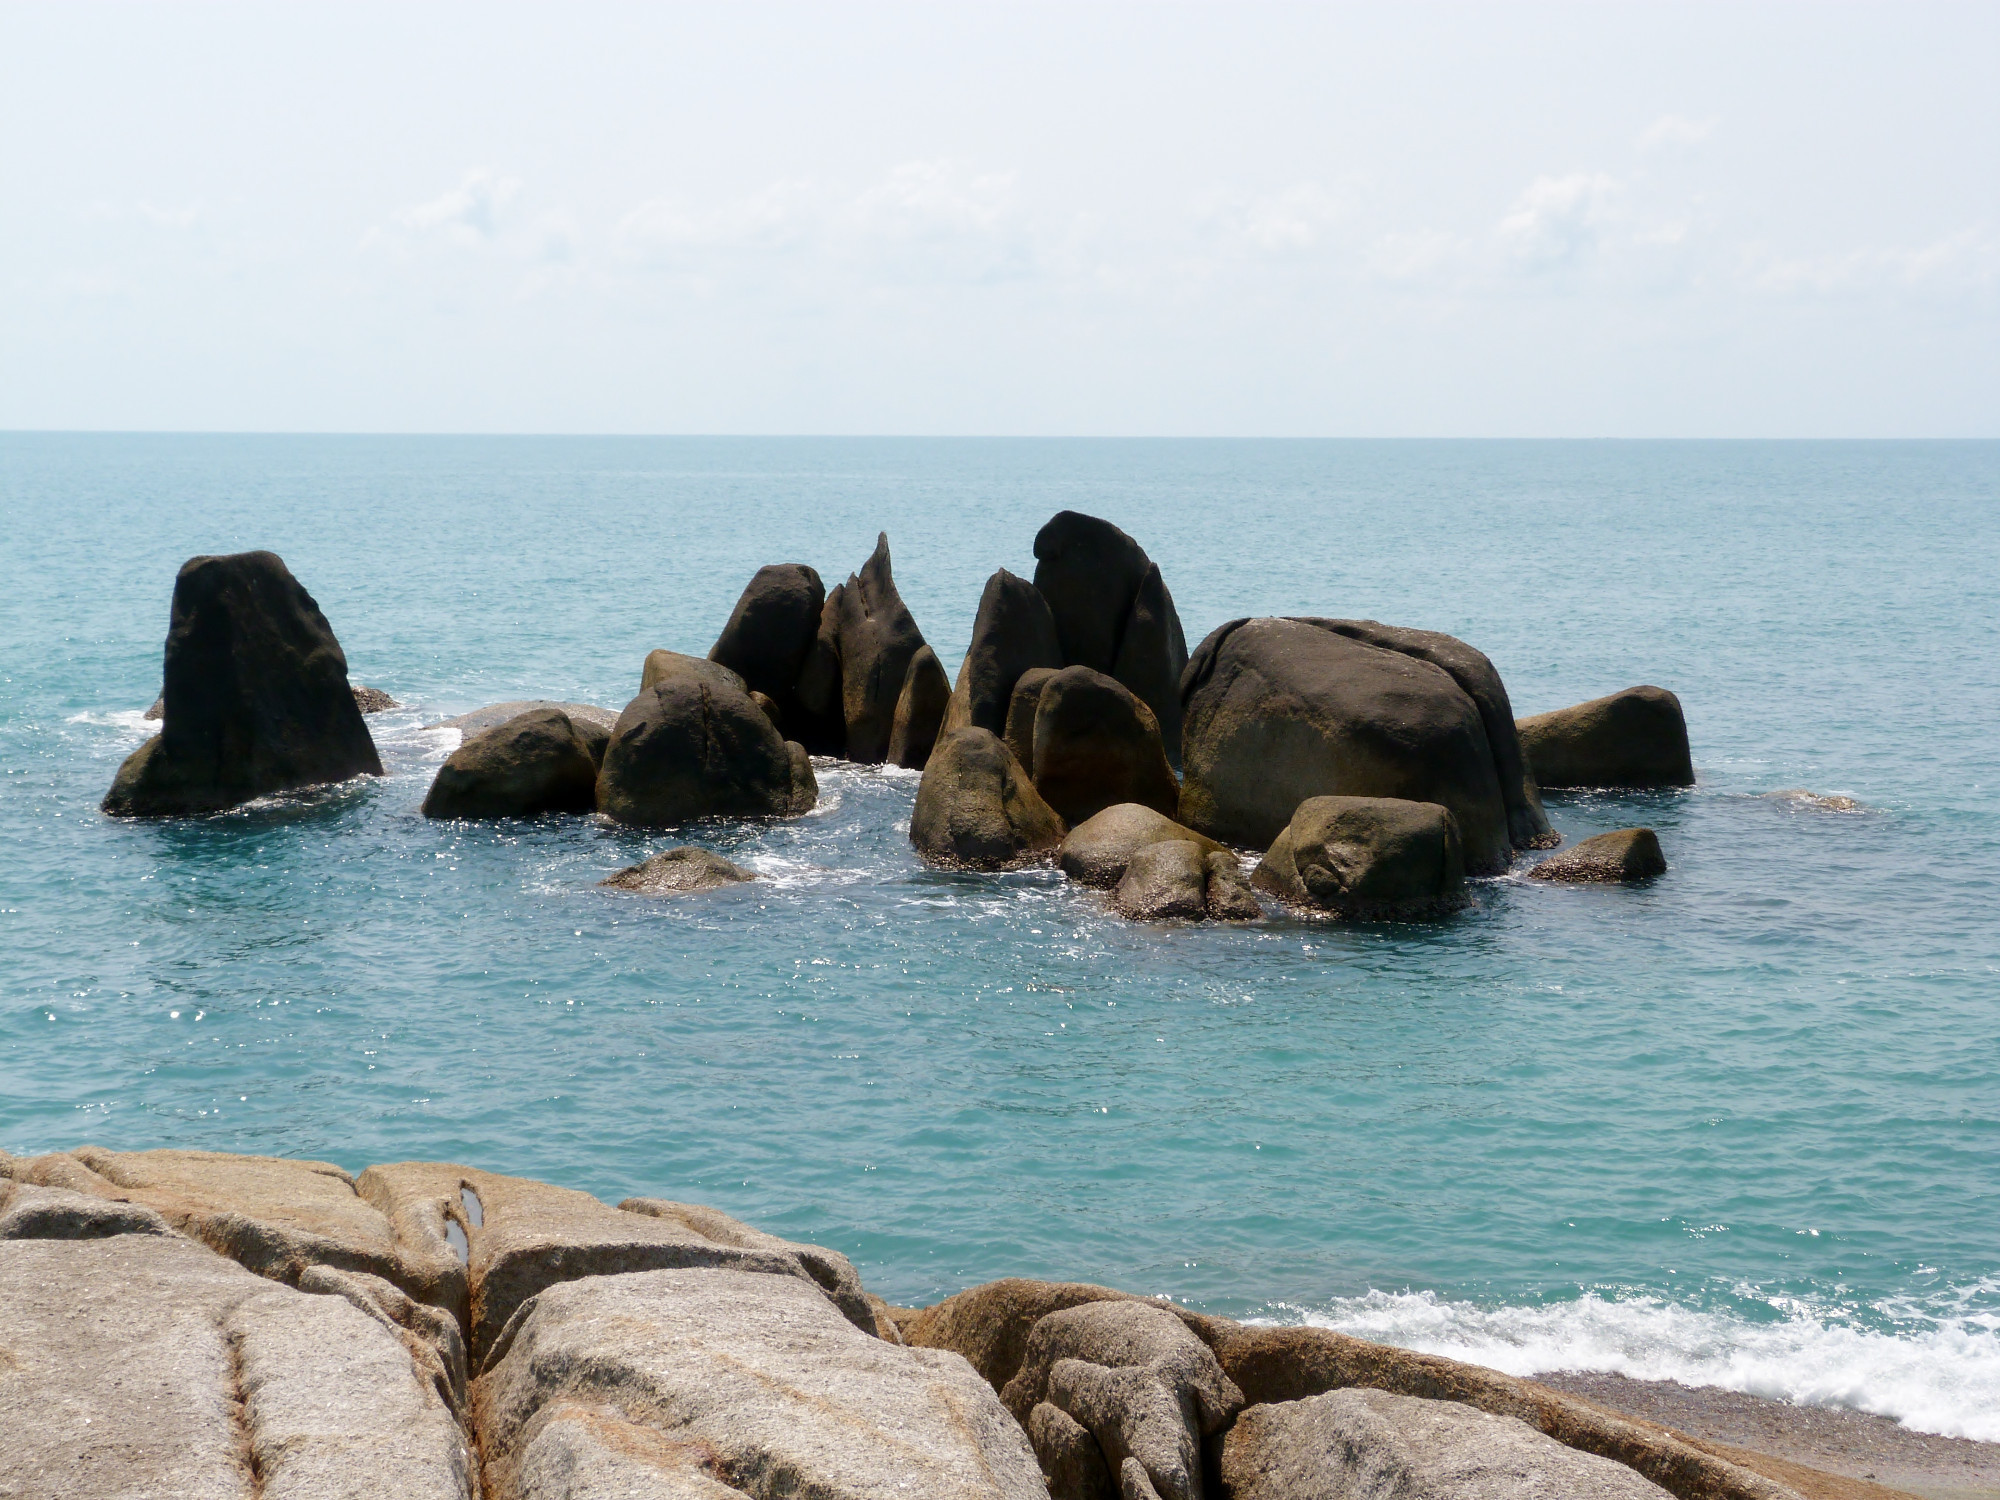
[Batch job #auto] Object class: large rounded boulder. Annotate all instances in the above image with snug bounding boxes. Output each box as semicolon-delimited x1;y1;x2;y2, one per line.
943;569;1063;737
1058;803;1225;888
103;551;383;817
910;728;1065;870
707;563;826;732
1517;685;1694;790
1029;667;1179;826
421;708;602;819
1178;618;1532;873
1252;795;1467;919
598;652;816;826
1032;512;1188;758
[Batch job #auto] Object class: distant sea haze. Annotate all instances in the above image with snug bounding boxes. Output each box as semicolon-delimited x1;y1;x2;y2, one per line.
2;435;1995;1440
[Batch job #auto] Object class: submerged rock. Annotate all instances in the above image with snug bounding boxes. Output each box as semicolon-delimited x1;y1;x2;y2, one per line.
1765;788;1864;813
911;728;1066;870
1058;803;1225;889
1030;666;1180;826
1527;827;1667;883
1221;1386;1674;1500
1179;618;1521;872
600;847;757;895
945;568;1065;737
1253;795;1467;919
597;651;816;826
888;643;952;769
104;550;383;817
707;562;827;733
421;708;602;820
1517;685;1694;790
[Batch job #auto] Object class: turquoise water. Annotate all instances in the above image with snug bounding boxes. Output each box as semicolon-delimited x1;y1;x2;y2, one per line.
3;436;1996;1438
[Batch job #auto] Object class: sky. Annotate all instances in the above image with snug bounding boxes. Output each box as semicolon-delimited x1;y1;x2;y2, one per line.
2;3;1995;437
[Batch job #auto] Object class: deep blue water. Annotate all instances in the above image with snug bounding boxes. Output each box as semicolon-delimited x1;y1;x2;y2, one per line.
2;436;1995;1437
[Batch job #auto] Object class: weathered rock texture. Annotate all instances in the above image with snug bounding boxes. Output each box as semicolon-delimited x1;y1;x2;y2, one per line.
1252;796;1467;919
911;727;1067;870
104;551;384;817
0;1232;474;1500
600;846;758;895
1031;666;1181;826
475;1267;1045;1500
945;569;1066;737
597;651;816;825
800;534;930;764
1178;618;1547;873
1221;1386;1675;1499
1033;512;1190;760
1112;841;1262;922
707;563;828;733
1060;803;1228;889
1528;828;1668;884
421;708;603;820
1518;686;1695;791
1005;666;1060;772
888;643;953;769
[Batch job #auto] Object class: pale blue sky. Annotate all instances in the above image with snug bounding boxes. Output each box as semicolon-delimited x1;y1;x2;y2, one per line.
3;2;1994;435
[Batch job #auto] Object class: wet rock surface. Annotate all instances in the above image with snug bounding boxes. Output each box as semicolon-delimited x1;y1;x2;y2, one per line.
1252;795;1467;919
1059;803;1228;888
600;846;758;895
1112;840;1262;922
1528;827;1668;883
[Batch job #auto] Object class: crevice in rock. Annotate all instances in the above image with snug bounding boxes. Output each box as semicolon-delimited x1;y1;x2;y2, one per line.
460;1185;484;1229
223;1320;266;1499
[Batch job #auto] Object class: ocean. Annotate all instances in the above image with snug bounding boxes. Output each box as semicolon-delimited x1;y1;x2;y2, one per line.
2;434;1994;1440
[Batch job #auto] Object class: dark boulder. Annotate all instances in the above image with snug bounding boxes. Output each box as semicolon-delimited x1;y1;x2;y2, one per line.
806;534;928;764
944;570;1063;736
1178;618;1519;873
103;551;382;817
1032;512;1188;758
910;728;1065;870
1527;828;1666;883
420;708;601;820
1252;795;1467;919
349;685;397;714
1058;804;1225;889
887;644;951;770
1030;666;1179;826
707;564;826;732
600;847;757;895
597;652;816;826
1111;841;1262;922
1517;685;1694;790
749;690;783;732
428;701;613;768
1003;667;1059;773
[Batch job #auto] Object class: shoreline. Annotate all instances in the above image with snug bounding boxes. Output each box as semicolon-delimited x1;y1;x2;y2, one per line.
1538;1370;2000;1500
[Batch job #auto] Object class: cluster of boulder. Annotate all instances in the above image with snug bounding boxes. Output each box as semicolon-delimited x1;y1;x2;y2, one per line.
102;520;1700;910
0;1146;1830;1500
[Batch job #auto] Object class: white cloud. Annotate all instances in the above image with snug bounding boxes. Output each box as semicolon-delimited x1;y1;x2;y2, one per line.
1639;114;1718;150
1494;173;1623;271
397;169;521;241
1748;228;2000;298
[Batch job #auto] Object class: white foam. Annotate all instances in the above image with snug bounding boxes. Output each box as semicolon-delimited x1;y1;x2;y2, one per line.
1287;1284;2000;1442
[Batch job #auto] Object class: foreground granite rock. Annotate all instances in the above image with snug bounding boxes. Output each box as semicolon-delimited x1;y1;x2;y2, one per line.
475;1267;1045;1500
911;727;1067;870
1221;1386;1674;1500
0;1232;473;1499
707;562;828;732
104;550;384;817
1518;685;1695;790
945;568;1066;737
1059;803;1228;888
598;651;817;825
421;707;603;820
1528;827;1668;883
1179;618;1532;872
1252;795;1468;919
1031;665;1181;825
600;846;758;895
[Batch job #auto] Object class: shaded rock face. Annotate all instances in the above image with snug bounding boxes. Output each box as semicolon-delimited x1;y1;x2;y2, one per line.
1252;796;1467;919
1032;666;1181;826
600;846;757;895
474;1266;1046;1500
1112;841;1262;923
1517;685;1695;790
888;643;952;769
152;681;396;720
910;728;1067;870
0;1233;475;1500
1033;513;1189;758
1179;618;1522;873
104;551;383;817
946;569;1065;737
1005;666;1059;772
804;533;929;764
1220;1387;1675;1500
1059;804;1226;889
598;652;816;825
1527;827;1667;883
421;708;602;820
707;563;827;733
